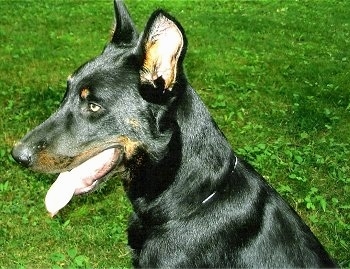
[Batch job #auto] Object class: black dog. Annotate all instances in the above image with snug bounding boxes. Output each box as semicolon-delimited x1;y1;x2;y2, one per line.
12;1;337;267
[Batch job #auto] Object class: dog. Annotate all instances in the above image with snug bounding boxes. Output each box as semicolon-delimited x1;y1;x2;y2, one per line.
12;1;337;267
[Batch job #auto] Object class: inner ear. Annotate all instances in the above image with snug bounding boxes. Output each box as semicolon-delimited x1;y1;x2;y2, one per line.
140;11;184;91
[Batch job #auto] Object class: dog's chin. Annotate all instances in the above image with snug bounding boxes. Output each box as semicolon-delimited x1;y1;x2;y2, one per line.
44;146;124;217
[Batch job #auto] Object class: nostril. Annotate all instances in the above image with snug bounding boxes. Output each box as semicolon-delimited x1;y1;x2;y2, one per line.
11;144;34;168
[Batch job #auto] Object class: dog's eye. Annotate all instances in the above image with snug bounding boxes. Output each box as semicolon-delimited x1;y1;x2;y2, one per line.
88;103;101;112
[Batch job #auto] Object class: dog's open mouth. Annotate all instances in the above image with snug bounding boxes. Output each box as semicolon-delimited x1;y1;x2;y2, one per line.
45;147;122;217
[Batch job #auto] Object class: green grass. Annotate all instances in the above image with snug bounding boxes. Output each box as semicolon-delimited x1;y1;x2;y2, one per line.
1;0;349;267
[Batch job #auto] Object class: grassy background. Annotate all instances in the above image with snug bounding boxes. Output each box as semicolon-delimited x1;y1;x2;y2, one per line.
1;0;349;267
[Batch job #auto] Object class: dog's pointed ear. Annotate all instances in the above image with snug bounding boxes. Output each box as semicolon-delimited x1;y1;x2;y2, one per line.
112;0;138;46
140;11;185;92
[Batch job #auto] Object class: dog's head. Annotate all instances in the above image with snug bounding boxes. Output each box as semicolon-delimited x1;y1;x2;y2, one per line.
11;1;187;216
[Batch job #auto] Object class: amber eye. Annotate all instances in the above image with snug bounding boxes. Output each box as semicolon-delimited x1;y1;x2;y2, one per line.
88;103;101;112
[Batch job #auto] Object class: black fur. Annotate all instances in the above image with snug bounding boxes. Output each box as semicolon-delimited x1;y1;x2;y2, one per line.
12;1;337;268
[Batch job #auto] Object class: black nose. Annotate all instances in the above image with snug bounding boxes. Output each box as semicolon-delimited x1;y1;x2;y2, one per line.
11;143;34;168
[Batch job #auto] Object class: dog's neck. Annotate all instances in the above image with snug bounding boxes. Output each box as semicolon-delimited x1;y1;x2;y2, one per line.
126;82;237;224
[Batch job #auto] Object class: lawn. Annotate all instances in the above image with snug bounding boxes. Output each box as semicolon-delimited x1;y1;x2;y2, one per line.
1;0;349;267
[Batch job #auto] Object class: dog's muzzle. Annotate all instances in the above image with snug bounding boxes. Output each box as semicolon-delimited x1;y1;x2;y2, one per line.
12;141;124;217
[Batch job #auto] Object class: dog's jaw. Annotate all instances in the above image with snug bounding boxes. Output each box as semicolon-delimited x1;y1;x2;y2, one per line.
45;147;123;217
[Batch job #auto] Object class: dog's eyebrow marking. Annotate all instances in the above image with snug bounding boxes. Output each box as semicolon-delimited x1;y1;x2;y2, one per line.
80;88;90;99
202;191;216;204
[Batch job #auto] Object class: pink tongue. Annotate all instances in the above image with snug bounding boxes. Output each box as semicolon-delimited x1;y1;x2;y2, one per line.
45;148;116;217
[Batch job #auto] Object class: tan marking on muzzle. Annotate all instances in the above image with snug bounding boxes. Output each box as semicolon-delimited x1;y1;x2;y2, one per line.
31;136;144;173
36;150;74;173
